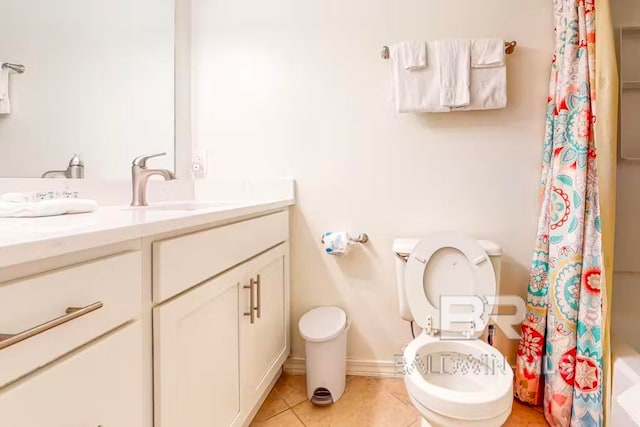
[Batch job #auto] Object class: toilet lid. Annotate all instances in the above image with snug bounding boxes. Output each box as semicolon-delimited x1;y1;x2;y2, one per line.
404;232;496;334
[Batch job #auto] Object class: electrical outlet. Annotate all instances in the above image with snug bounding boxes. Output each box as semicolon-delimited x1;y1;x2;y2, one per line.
192;150;208;177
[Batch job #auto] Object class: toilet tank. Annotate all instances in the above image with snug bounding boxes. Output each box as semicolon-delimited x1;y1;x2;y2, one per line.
393;238;503;322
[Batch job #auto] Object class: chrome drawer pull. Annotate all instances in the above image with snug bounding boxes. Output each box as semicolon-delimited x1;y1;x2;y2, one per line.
0;302;103;351
255;275;261;319
244;281;255;324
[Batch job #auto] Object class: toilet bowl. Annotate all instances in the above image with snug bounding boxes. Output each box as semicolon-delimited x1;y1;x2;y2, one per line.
394;232;514;426
403;333;513;426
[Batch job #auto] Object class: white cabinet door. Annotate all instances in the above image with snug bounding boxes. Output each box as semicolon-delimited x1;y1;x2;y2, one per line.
0;322;143;427
241;243;289;409
154;266;245;427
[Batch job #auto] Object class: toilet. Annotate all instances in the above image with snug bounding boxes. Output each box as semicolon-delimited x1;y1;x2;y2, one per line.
394;232;514;427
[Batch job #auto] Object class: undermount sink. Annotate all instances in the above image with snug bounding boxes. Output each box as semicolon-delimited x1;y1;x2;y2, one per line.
124;201;237;211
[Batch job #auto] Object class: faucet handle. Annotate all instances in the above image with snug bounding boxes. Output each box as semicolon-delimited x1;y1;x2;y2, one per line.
132;152;166;168
68;154;84;167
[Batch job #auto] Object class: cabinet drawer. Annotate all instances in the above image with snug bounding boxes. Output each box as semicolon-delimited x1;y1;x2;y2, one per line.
0;322;143;427
0;251;142;387
153;211;288;302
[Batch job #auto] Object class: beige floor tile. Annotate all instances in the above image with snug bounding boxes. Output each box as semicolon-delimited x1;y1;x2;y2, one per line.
251;409;305;427
379;377;411;405
291;376;417;427
503;400;548;426
252;390;289;422
403;399;547;427
400;400;547;427
274;373;309;407
253;375;547;427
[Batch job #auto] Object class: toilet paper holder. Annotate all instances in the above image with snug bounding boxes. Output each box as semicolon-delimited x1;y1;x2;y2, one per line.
320;232;369;245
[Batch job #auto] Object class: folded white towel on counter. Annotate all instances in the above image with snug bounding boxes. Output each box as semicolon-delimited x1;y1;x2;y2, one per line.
1;190;80;203
471;39;505;68
437;39;471;108
0;68;10;114
394;41;427;70
390;42;449;113
0;199;98;218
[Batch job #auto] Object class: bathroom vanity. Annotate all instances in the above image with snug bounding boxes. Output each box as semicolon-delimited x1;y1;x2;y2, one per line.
0;198;293;427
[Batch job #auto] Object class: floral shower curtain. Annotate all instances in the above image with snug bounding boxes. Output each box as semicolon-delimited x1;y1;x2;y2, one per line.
514;0;604;426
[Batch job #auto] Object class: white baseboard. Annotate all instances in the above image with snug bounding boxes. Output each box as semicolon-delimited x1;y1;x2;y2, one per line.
283;356;402;378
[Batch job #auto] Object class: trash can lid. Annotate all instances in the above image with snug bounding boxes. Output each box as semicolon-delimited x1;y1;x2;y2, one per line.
299;306;347;343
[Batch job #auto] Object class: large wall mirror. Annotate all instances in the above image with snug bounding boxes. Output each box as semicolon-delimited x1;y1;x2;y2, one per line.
0;0;175;179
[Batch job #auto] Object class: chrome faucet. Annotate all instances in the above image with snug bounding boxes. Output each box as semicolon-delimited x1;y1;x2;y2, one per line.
130;153;175;207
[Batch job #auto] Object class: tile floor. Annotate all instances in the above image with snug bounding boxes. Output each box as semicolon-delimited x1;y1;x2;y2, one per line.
251;373;548;427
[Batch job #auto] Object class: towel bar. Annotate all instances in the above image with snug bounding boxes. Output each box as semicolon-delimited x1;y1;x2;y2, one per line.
381;40;517;60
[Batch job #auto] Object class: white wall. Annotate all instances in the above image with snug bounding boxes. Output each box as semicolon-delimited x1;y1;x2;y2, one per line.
191;0;555;365
0;0;175;179
611;0;640;352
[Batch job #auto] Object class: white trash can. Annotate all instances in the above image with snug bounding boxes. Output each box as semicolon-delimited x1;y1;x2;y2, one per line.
298;306;348;406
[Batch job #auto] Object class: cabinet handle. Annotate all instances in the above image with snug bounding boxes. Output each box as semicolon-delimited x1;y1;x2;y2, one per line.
254;275;261;319
0;302;103;351
244;282;255;324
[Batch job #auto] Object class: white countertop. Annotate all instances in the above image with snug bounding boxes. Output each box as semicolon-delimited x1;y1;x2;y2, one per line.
0;198;294;269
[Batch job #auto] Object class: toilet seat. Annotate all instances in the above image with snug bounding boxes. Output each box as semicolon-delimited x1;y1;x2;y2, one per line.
403;333;513;422
404;232;496;336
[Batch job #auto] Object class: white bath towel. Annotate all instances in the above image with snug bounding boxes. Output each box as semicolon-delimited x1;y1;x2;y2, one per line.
0;68;10;114
390;42;449;113
453;38;507;111
390;41;507;113
454;63;507;111
437;39;471;108
394;41;427;70
0;199;98;218
471;39;505;68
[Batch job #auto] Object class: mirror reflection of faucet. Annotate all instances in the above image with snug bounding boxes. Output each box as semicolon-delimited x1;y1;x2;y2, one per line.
41;154;84;179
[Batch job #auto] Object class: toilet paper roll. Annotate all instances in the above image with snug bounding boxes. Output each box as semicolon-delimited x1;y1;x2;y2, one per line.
322;231;352;256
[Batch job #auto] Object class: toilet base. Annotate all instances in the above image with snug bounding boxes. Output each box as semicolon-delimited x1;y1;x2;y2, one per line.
409;392;512;427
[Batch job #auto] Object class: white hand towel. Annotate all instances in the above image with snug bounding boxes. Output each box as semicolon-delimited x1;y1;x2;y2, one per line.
471;39;505;68
0;199;98;218
0;68;10;114
395;41;427;70
453;64;507;111
437;39;471;108
390;42;449;113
